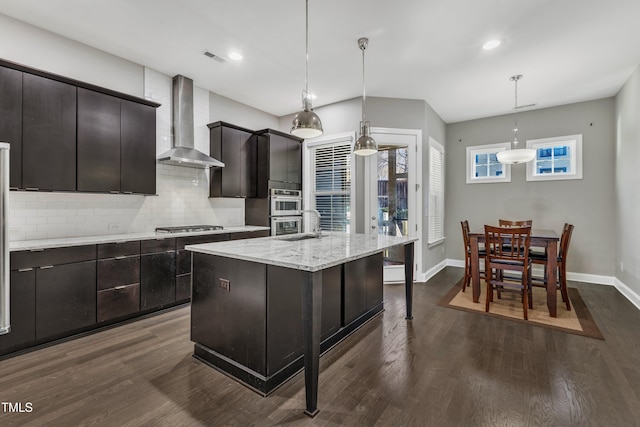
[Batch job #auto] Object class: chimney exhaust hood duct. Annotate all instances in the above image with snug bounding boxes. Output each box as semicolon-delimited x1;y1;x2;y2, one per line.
157;75;225;168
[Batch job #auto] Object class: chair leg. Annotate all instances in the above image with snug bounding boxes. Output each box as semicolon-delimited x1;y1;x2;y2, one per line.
462;255;470;292
485;277;492;313
560;263;571;311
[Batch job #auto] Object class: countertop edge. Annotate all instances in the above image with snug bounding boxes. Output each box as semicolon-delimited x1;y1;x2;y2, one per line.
9;226;271;251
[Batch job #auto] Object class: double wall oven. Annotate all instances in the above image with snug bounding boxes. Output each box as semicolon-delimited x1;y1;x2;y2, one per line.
270;189;302;236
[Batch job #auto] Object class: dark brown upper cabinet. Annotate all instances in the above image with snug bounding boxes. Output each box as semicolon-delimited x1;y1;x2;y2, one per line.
77;88;122;193
255;129;302;198
22;73;77;191
209;121;256;198
0;58;159;195
120;100;157;195
0;66;23;189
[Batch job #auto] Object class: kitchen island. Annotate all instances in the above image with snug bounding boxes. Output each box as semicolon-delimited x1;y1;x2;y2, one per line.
186;232;417;417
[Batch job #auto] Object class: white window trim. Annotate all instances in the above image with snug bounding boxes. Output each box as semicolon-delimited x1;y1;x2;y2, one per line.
428;137;445;246
302;132;356;234
466;142;511;184
526;134;583;181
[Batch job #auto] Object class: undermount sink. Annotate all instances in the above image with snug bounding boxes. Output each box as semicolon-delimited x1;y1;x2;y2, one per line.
277;233;326;242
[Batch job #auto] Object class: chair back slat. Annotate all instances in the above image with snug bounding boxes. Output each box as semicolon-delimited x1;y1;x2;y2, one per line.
560;223;574;260
485;225;531;263
498;219;533;227
461;220;470;250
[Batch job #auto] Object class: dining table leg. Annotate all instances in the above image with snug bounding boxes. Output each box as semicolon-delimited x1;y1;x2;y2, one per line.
546;240;558;317
470;234;480;303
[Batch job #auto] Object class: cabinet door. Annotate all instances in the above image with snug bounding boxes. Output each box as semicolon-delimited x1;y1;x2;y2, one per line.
221;127;255;197
268;134;289;183
365;253;384;310
35;261;97;340
22;74;77;191
77;88;121;192
287;139;302;184
0;66;23;189
343;257;368;325
121;100;156;194
140;252;176;310
0;269;36;353
97;284;140;323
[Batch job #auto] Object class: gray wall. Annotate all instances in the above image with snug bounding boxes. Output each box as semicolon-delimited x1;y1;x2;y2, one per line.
281;96;448;275
445;98;616;276
614;65;640;293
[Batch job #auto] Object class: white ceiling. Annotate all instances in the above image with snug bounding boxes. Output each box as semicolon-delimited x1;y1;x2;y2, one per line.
1;0;640;123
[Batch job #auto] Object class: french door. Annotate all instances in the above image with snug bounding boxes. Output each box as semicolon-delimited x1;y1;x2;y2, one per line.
365;128;422;282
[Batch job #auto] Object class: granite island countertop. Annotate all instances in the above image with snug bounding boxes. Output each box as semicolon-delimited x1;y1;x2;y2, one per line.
9;225;270;251
186;232;417;272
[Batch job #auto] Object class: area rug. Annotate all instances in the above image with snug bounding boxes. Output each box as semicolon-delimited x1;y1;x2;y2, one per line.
437;280;604;339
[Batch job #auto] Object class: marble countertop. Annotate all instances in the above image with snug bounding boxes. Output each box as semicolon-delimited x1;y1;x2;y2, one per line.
186;232;417;272
9;226;270;251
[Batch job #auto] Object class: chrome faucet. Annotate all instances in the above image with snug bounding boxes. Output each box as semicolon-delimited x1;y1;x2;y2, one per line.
302;209;322;237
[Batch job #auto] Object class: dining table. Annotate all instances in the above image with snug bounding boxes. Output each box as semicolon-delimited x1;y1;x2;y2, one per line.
469;228;561;317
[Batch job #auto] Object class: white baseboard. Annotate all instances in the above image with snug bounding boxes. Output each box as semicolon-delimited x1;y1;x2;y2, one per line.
445;258;640;311
614;278;640;311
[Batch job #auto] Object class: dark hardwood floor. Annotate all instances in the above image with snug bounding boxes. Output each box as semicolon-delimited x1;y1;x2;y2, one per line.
1;266;640;426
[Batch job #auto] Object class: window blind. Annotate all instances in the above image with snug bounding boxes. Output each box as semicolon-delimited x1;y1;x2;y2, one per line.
313;143;352;232
428;142;445;244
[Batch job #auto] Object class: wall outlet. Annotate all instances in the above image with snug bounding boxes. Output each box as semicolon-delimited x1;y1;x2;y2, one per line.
108;223;120;231
620;262;624;272
8;227;21;236
219;278;230;292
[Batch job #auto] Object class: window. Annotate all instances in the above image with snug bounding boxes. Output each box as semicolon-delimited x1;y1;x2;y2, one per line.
309;139;353;232
428;138;445;245
526;134;583;181
466;142;511;183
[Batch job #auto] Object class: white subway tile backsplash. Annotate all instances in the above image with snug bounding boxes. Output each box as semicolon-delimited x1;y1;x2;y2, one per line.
8;67;245;242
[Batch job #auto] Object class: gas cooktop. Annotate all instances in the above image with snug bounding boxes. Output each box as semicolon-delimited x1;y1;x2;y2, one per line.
155;225;224;234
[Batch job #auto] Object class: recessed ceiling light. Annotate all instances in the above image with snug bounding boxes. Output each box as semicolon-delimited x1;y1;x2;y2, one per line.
482;40;501;50
228;51;243;61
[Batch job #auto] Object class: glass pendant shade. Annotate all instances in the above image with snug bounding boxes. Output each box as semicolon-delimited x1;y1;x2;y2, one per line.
291;92;323;138
496;148;536;164
353;121;377;156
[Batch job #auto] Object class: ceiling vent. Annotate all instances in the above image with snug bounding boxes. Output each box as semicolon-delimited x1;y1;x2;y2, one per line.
204;51;226;63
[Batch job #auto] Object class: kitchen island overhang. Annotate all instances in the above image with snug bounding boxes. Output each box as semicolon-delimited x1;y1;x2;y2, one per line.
186;232;417;417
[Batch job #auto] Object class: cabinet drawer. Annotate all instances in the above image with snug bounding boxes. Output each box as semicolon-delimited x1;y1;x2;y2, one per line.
97;241;140;259
97;256;140;291
97;283;140;322
141;238;176;254
176;234;229;250
11;245;97;270
230;230;270;240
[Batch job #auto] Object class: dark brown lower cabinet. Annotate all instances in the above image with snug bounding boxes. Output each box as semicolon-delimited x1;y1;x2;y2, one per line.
97;284;141;323
0;269;36;354
343;253;384;325
35;260;97;340
141;251;176;310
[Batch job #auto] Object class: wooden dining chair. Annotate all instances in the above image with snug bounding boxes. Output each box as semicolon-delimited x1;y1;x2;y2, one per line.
499;219;533;227
484;225;533;319
530;223;574;310
460;220;485;292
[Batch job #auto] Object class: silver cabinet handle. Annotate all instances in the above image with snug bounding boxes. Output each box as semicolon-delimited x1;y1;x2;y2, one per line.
18;268;34;272
25;187;39;191
115;255;127;260
114;285;127;290
40;265;54;269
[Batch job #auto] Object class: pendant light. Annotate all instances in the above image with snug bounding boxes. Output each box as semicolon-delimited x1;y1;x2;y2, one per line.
353;37;377;156
496;74;536;165
290;0;323;139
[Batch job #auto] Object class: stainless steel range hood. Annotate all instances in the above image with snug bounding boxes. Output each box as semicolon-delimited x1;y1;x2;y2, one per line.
157;75;224;169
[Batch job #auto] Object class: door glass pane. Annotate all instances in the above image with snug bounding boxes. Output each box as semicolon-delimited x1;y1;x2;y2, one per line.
377;146;409;265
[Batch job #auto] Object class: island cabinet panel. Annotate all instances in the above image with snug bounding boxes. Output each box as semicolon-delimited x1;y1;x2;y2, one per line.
77;88;122;193
22;73;77;191
0;269;36;354
0;65;23;189
343;253;384;325
175;234;230;302
191;254;267;375
35;260;97;340
320;266;342;341
140;239;176;310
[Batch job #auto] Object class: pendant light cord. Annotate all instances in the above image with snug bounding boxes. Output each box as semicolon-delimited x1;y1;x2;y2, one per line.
511;74;522;146
362;42;366;122
305;0;309;103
